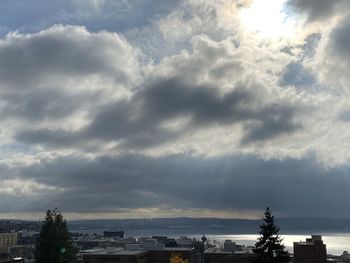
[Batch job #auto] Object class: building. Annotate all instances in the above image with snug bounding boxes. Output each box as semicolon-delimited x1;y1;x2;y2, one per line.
75;240;104;250
0;222;15;234
148;247;196;263
328;251;350;263
204;247;255;263
18;230;38;246
116;237;138;247
0;233;18;248
103;231;125;239
0;259;24;263
342;251;350;261
152;236;177;247
176;236;193;248
81;247;197;263
140;238;165;250
223;240;236;252
82;248;149;263
293;235;327;263
9;246;34;261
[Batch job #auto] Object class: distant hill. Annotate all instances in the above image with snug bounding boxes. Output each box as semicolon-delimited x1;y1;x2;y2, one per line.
68;217;350;234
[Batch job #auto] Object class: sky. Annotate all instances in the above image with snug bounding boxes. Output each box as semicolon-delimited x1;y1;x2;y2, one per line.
0;0;350;220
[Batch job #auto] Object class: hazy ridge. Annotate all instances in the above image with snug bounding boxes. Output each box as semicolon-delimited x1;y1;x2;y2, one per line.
67;217;350;234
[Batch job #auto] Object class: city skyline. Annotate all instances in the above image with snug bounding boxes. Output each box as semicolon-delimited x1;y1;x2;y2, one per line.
0;0;350;219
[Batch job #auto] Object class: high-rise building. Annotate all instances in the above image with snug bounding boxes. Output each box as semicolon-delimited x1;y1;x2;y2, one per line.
293;235;327;263
223;240;236;252
0;233;18;248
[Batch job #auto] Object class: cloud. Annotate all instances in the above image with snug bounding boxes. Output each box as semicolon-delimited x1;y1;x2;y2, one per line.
17;77;301;149
286;0;346;21
89;77;301;147
302;14;350;96
280;33;320;87
0;153;346;218
0;25;141;130
0;25;140;89
319;16;350;95
0;0;349;218
328;17;350;64
2;14;345;164
339;110;350;122
13;32;302;151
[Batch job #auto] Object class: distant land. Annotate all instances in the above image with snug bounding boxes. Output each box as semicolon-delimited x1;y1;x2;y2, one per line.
67;217;350;234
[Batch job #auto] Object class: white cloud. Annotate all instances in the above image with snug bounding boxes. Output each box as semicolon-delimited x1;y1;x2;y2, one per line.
0;25;142;152
0;179;63;196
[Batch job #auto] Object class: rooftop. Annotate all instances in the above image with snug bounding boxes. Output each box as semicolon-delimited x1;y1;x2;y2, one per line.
204;247;254;255
81;246;193;255
204;247;233;254
81;248;147;256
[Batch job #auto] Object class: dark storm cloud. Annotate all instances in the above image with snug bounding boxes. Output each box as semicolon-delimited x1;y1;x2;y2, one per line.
328;17;350;62
241;104;301;144
86;78;254;140
4;153;349;217
17;77;302;148
286;0;344;21
0;89;90;121
89;77;302;145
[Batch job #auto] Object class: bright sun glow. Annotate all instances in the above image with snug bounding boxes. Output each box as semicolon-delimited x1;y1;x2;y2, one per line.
240;0;295;39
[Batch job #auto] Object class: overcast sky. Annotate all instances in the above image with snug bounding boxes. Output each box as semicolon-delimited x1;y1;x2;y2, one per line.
0;0;350;220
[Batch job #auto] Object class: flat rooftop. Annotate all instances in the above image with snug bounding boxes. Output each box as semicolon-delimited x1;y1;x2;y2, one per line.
82;247;193;255
81;248;147;256
294;241;323;246
204;247;254;255
204;247;233;254
162;247;193;251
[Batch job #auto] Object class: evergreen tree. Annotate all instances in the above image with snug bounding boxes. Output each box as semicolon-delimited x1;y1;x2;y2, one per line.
253;207;290;263
34;208;77;263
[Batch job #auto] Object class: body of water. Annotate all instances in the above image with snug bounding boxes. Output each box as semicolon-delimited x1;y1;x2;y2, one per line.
72;228;350;255
196;234;350;255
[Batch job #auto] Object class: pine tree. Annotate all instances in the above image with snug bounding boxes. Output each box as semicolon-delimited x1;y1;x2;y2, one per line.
253;207;290;263
34;208;78;263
